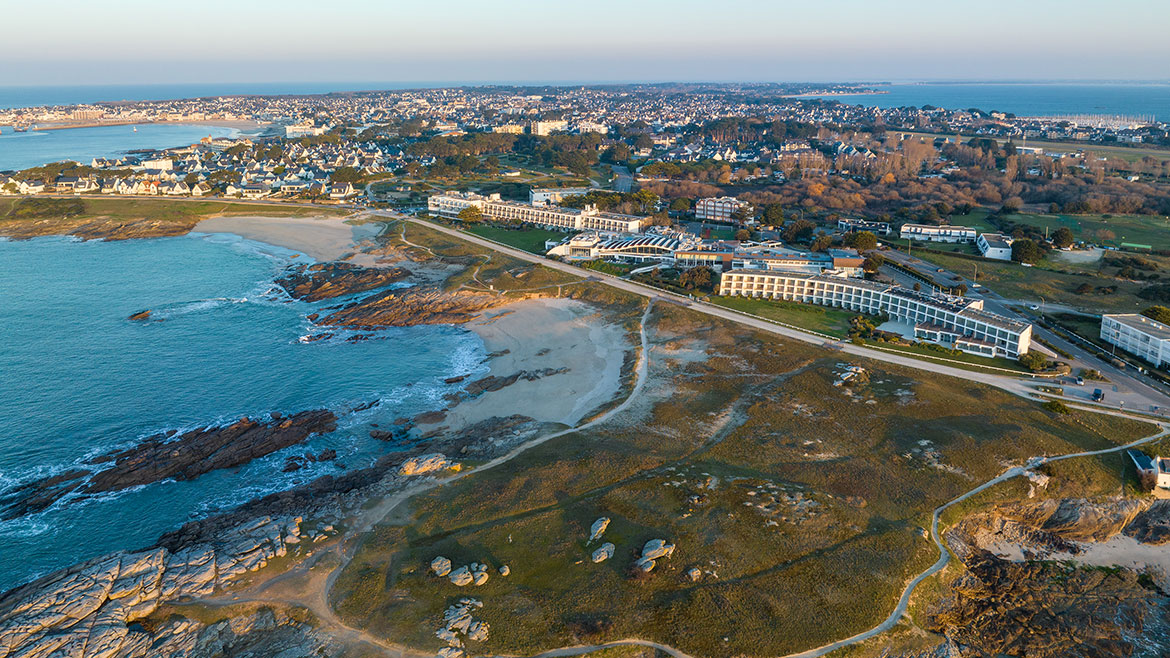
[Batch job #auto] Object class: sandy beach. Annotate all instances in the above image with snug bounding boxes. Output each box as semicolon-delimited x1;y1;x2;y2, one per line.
193;215;382;261
419;298;630;433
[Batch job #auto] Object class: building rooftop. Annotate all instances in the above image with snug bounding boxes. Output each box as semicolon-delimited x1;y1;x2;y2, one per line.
1106;314;1170;341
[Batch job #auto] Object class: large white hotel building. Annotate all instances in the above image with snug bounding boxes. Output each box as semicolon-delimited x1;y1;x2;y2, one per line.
1101;314;1170;368
428;191;644;233
719;270;1032;358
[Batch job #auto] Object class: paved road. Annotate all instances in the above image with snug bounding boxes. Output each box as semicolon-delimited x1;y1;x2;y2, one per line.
610;165;633;193
376;211;1106;404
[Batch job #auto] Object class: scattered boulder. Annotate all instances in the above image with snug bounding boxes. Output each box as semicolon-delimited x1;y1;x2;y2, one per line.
128;310;152;321
687;567;702;582
448;566;473;587
470;563;489;586
589;517;610;543
641;538;675;561
591;543;615;563
436;598;488;654
498;565;510;576
634;538;675;573
431;556;452;577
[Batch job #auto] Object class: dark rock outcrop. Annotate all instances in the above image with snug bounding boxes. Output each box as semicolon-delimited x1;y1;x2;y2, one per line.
276;262;409;302
463;367;570;396
128;309;152;321
319;288;503;329
0;410;336;520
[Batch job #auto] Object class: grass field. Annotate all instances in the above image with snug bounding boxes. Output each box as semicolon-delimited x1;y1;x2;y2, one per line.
331;298;1153;658
910;249;1150;312
0;196;341;222
464;224;567;254
1003;211;1170;250
708;294;854;336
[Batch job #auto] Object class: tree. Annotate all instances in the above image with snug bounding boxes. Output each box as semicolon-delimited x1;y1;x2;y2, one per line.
810;234;832;252
678;266;714;292
863;253;885;272
781;219;816;243
633;134;654;151
1011;239;1044;264
1141;306;1170;325
330;167;363;184
1018;351;1048;372
456;206;484;223
761;204;785;226
845;231;877;251
668;197;691;213
1051;227;1074;249
734;229;752;242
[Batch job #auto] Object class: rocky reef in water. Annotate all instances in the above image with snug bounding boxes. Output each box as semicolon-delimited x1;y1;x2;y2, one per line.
0;410;337;520
318;287;505;329
0;216;204;241
275;262;410;302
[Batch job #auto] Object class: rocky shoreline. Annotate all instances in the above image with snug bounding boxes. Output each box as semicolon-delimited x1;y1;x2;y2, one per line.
0;213;625;658
1;410;338;521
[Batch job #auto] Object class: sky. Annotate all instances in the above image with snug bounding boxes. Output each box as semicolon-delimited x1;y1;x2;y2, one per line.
4;0;1170;86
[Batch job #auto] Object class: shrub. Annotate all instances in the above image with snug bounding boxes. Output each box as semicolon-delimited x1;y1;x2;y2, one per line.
1042;400;1071;414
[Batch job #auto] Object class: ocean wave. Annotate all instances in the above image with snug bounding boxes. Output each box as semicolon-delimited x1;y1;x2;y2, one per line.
188;231;310;266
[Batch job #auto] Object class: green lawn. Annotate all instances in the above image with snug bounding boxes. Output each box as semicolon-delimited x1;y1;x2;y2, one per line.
464;224;567;254
911;250;1150;313
1002;211;1170;250
709;295;854;336
947;207;998;233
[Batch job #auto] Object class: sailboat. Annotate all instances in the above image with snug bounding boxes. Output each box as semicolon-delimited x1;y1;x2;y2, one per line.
133;126;138;132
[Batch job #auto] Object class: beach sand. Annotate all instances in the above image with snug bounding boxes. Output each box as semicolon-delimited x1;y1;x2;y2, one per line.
193;215;382;261
419;298;630;433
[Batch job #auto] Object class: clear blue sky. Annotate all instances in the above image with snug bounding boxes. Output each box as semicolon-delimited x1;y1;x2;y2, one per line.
4;0;1169;85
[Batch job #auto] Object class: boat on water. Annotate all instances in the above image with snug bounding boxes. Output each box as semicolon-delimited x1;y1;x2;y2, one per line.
13;125;28;133
132;126;138;132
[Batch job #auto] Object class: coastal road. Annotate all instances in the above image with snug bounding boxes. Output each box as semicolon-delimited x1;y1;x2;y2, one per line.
375;211;1132;407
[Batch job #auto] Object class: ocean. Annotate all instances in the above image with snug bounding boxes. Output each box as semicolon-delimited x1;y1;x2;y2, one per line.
813;83;1170;121
0;233;483;591
0;123;242;172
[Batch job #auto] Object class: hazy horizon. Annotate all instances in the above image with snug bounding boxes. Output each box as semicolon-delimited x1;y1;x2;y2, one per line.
5;0;1169;86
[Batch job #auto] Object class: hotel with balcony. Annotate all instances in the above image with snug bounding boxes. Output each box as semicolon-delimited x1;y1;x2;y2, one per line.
428;191;644;233
718;270;1032;357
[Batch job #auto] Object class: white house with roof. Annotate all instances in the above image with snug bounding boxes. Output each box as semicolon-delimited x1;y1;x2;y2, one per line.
977;233;1014;261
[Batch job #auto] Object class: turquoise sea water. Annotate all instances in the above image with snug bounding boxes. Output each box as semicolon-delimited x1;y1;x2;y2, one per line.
0;234;483;591
813;83;1170;121
0;123;239;171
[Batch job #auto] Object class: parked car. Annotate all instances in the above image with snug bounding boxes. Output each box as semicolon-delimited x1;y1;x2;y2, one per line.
1093;388;1105;402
